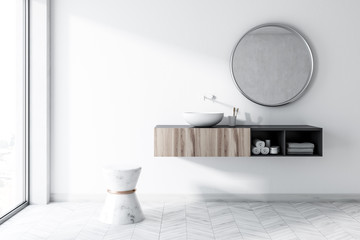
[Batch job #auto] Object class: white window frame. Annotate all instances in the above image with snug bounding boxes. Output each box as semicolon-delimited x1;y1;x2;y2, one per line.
1;0;51;224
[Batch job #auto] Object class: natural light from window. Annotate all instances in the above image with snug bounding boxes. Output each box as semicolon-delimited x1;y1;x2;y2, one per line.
0;0;26;218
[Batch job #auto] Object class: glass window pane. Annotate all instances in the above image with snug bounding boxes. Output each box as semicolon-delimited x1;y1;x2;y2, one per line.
0;0;26;218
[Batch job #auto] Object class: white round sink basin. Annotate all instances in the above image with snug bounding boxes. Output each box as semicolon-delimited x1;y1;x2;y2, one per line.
183;112;224;127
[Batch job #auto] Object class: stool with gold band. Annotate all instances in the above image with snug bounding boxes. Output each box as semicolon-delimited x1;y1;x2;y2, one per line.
99;165;144;225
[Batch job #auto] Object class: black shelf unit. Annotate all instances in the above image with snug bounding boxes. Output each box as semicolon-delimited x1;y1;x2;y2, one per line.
250;125;322;157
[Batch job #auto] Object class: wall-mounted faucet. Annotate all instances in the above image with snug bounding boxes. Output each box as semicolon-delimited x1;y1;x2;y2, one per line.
203;94;216;102
203;94;234;109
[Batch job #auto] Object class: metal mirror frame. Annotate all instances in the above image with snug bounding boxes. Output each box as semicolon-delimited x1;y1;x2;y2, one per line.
230;23;314;107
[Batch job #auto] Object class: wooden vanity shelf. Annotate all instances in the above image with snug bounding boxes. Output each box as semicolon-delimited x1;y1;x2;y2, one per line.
154;125;322;157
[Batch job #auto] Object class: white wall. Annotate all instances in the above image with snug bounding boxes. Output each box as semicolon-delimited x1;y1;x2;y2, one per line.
51;0;360;200
30;0;51;204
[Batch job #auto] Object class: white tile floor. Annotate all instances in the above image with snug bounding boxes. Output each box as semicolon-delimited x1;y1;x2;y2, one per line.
1;201;360;239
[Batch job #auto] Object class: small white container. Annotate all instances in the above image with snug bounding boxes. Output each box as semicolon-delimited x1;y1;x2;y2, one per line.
270;146;280;155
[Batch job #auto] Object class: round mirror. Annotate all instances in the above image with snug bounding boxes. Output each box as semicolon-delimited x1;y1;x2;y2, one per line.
231;24;314;106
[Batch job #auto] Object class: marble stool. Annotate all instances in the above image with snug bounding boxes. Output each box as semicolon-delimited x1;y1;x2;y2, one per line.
99;165;145;225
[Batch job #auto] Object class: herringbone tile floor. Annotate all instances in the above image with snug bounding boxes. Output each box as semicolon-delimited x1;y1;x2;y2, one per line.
1;201;360;239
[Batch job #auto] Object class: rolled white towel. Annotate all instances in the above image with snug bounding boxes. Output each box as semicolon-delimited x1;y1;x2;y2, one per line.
287;142;314;149
252;146;261;155
253;139;265;148
261;147;270;155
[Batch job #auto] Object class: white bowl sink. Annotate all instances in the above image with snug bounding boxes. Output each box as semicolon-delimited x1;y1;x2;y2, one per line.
183;112;224;127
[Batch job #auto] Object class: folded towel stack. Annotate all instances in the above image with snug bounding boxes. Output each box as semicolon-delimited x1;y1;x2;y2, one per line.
252;139;270;155
287;142;315;155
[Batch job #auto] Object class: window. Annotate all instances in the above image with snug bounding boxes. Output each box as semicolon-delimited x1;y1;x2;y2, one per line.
0;0;29;223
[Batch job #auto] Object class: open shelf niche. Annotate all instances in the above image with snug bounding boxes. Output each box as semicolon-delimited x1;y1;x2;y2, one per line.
250;126;322;157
